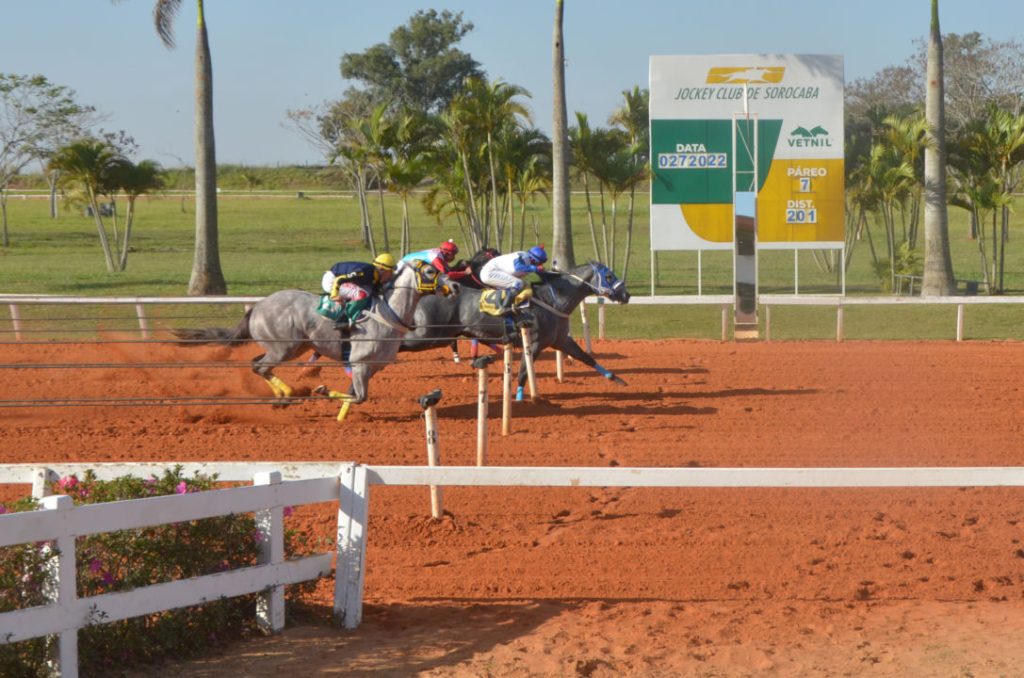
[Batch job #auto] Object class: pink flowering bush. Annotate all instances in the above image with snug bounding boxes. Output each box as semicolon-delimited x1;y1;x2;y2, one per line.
0;466;323;676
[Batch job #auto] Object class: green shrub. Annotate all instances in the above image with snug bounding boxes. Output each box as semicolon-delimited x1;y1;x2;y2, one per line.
0;467;323;676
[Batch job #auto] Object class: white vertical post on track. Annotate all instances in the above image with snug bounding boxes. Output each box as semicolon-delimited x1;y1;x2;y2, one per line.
957;304;965;342
721;304;729;342
41;494;78;678
836;304;845;342
597;298;606;340
765;305;772;341
135;303;150;339
579;302;592;353
254;471;285;634
419;389;444;519
519;325;538;400
502;344;513;436
9;304;23;340
555;350;564;382
472;356;494;466
334;463;369;630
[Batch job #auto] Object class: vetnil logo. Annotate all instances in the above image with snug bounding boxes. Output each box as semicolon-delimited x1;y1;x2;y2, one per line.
788;126;832;147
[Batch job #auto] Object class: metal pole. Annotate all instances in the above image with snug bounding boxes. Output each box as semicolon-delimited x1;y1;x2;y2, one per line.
597;298;606;341
555;350;564;383
580;303;592;353
9;304;22;340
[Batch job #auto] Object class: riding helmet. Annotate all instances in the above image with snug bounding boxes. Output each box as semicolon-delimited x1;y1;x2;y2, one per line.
527;245;547;264
373;252;397;270
439;239;459;258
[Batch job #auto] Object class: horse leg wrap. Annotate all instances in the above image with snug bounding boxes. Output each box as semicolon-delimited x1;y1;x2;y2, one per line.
266;376;293;398
336;400;352;423
516;385;525;402
594;363;613;379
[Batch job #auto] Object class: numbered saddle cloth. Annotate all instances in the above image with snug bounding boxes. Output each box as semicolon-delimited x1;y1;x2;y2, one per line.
478;288;532;316
315;294;347;322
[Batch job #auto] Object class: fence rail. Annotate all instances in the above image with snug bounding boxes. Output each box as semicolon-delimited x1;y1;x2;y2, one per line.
5;460;1024;678
5;292;1024;344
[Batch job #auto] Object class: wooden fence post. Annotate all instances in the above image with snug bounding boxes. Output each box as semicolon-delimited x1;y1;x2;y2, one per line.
41;494;78;677
419;389;444;519
334;463;369;630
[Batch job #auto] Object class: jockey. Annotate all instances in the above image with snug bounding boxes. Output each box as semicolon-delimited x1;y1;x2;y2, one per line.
398;239;471;281
321;252;396;329
479;245;547;311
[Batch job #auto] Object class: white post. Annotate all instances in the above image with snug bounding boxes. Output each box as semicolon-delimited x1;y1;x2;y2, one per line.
794;249;799;295
579;303;592;353
597;298;606;341
836;305;845;342
520;326;538;401
555;351;564;383
698;250;703;296
334;463;369;630
254;471;285;634
765;305;772;342
33;467;58;499
502;344;512;436
956;304;964;342
41;494;78;678
419;390;444;519
135;303;150;339
721;304;728;342
9;304;22;340
473;356;494;466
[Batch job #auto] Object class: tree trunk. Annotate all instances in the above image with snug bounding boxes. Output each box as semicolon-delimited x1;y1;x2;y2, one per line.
621;188;636;281
118;197;136;272
47;171;59;219
376;184;390;252
921;0;956;296
188;1;227;295
1;188;9;248
87;189;117;273
550;0;574;270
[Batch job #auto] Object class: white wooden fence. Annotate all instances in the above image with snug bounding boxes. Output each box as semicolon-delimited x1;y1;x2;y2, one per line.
4;461;1024;676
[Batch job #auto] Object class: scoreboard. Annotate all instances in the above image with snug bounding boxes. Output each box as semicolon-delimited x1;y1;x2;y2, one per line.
649;54;845;251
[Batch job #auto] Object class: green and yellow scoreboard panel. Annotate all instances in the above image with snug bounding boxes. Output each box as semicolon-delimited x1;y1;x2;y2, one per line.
649;54;844;252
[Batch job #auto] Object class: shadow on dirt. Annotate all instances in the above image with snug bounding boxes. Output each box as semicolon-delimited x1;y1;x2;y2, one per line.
140;600;577;676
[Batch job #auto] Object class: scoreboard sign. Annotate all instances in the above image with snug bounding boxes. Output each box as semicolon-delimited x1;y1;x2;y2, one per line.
649;54;844;251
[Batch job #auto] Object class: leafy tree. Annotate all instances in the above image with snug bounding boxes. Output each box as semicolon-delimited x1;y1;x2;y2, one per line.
135;0;227;294
0;73;95;246
550;0;574;270
340;10;482;115
110;159;165;271
922;0;956;296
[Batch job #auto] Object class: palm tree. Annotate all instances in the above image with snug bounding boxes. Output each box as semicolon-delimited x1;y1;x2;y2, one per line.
550;0;574;270
148;0;227;294
48;139;128;272
112;160;165;271
608;87;650;280
921;0;956;295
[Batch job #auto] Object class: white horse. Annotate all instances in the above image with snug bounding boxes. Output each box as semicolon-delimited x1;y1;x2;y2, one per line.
174;262;457;421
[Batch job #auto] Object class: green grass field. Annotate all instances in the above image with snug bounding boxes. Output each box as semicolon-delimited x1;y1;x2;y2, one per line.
1;190;1022;340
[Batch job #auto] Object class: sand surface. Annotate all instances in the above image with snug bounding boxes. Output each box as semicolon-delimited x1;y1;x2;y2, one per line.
3;336;1024;676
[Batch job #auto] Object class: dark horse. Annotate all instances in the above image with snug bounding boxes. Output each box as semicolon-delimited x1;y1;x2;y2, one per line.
173;262;457;422
401;261;630;398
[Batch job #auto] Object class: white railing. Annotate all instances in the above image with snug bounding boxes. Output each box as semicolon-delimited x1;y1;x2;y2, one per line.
5;460;1024;678
0;465;341;678
5;293;1024;343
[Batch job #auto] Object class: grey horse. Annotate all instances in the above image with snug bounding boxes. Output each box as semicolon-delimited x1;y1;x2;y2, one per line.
173;262;457;421
401;261;630;398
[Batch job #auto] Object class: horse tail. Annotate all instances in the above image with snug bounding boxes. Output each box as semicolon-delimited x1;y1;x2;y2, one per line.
172;309;253;346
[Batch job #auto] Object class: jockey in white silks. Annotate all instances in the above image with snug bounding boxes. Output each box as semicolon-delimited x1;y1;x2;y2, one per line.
479;245;547;311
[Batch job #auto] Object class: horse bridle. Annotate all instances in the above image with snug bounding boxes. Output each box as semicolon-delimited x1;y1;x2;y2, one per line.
565;263;624;298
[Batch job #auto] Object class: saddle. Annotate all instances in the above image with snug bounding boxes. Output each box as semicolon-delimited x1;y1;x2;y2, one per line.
479;287;533;317
315;294;347;323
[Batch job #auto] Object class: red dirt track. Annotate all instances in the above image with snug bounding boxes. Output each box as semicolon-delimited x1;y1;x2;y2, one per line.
4;337;1024;676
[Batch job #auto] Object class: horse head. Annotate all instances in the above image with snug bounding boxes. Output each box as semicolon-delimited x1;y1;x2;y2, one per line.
585;261;630;304
406;259;460;297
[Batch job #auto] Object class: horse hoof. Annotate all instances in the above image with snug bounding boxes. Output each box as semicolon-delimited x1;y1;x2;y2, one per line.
313;385;330;397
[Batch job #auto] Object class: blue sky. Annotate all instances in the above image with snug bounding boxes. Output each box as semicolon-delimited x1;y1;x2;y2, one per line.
4;1;1022;167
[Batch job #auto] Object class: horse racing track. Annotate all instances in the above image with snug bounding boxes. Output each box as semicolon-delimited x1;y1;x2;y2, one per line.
4;336;1024;675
